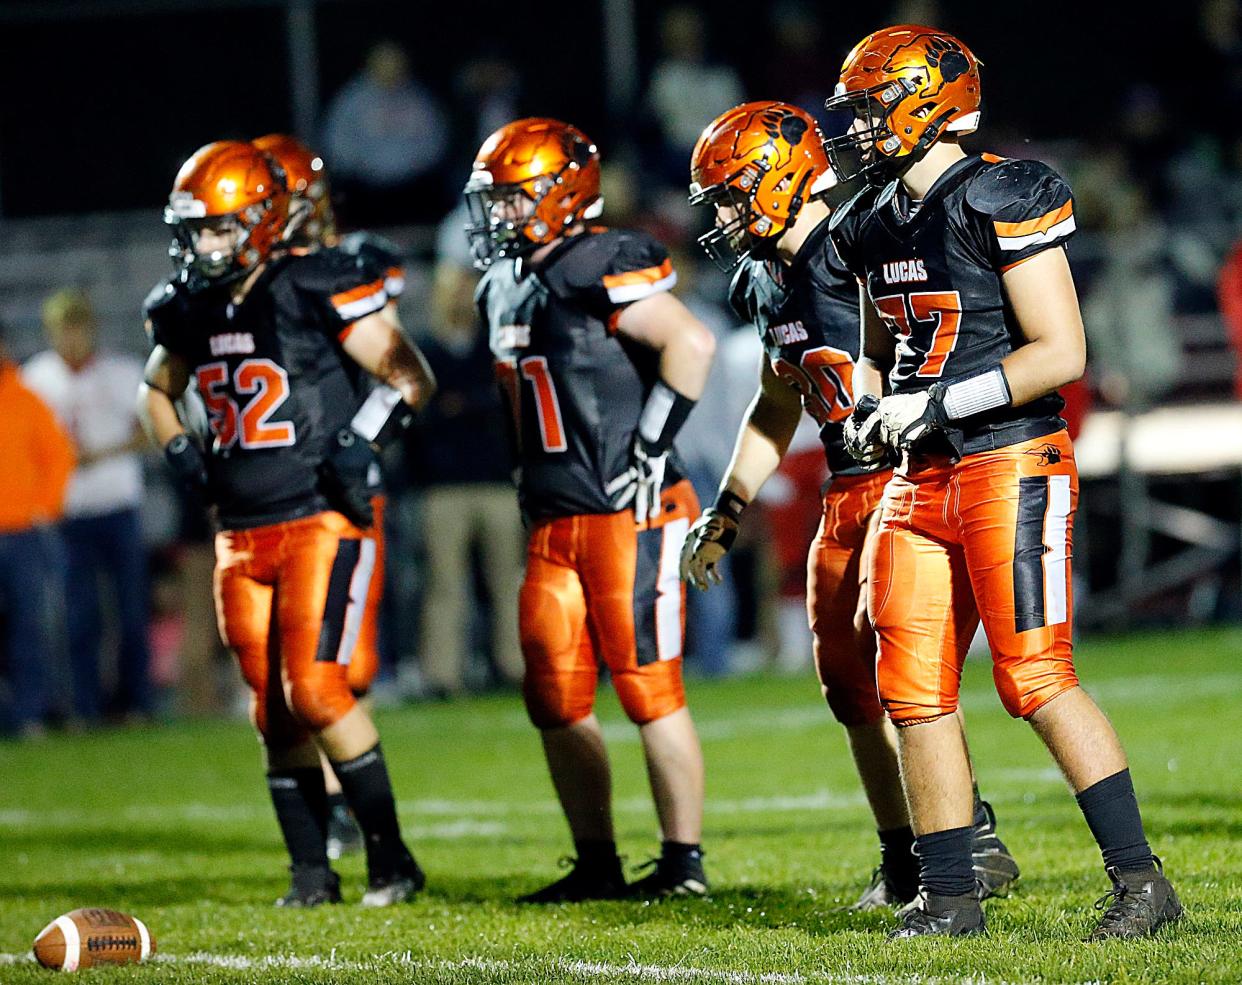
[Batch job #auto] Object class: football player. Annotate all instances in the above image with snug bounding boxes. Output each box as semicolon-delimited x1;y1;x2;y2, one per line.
138;141;435;908
827;26;1182;938
466;118;715;900
682;101;1017;910
253;133;404;860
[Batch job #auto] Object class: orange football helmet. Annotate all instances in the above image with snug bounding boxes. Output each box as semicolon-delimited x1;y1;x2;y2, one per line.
253;133;336;244
688;101;828;269
463;118;602;268
823;25;981;185
165;140;290;289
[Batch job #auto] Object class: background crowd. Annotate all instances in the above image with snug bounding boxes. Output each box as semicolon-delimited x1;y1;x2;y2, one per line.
1;0;1240;738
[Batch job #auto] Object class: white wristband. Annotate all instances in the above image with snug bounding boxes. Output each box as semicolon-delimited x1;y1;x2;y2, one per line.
350;386;402;442
942;367;1012;420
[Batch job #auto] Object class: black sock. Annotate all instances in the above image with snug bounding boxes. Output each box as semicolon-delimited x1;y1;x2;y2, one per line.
330;744;409;879
267;767;329;869
878;825;918;891
326;790;349;817
914;825;976;897
1075;769;1155;873
573;839;620;869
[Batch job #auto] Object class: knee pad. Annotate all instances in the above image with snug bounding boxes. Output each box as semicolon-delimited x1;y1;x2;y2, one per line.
523;671;595;730
612;662;686;726
284;667;356;732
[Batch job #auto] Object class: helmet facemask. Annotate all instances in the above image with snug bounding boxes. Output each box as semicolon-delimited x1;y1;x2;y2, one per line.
165;199;273;291
690;162;811;272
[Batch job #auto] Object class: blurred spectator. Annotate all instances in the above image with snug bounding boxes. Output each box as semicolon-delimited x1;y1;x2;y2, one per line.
407;261;523;696
23;290;153;725
322;41;450;225
765;2;834;122
1080;175;1182;409
454;55;522;156
0;321;76;738
643;6;743;187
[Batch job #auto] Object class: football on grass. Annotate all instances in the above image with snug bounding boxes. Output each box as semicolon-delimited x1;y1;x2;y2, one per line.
33;908;154;971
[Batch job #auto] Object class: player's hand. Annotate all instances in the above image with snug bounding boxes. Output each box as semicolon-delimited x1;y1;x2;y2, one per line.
679;509;739;591
164;434;209;496
876;386;949;452
843;395;887;466
317;428;375;528
606;436;667;522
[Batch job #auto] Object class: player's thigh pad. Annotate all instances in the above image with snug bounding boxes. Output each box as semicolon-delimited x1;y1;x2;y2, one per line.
520;518;597;728
585;481;696;725
956;431;1080;717
215;528;306;746
807;477;888;726
870;474;979;725
276;513;370;731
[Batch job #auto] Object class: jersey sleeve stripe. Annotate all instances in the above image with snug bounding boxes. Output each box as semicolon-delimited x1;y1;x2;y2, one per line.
605;267;678;304
333;287;389;321
993;200;1074;238
602;258;674;288
995;214;1076;252
331;277;385;308
383;266;406;298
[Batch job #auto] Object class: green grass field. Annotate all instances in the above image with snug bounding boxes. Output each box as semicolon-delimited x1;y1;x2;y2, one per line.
2;627;1240;983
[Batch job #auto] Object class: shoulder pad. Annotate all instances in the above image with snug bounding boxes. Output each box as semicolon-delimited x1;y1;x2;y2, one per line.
964;158;1065;215
728;260;756;319
283;246;365;290
548;226;671;295
828;183;878;235
339;230;403;268
142;278;179;318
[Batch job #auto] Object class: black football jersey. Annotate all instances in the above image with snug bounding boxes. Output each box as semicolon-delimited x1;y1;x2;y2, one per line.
730;216;874;477
476;227;684;521
830;154;1075;442
145;248;391;528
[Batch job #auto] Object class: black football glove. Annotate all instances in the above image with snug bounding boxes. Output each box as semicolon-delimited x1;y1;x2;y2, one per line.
680;509;740;591
317;428;375;528
164;434;209;496
843;394;888;466
605;434;668;522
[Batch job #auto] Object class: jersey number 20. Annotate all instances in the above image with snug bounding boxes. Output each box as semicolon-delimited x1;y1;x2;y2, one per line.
196;358;296;450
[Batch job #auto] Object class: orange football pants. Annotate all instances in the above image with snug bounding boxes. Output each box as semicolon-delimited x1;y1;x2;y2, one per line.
870;430;1079;725
806;470;891;727
346;495;385;696
519;480;698;729
214;510;376;748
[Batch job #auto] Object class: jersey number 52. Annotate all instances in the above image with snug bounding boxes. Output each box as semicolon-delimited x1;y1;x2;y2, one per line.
196;358;296;450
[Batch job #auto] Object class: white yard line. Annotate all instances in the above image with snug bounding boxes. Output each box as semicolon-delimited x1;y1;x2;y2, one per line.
0;949;1024;984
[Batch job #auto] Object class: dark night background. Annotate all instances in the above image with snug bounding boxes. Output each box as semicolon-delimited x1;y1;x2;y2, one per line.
0;1;1221;217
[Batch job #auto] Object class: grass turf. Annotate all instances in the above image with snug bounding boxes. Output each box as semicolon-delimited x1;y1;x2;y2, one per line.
1;627;1240;983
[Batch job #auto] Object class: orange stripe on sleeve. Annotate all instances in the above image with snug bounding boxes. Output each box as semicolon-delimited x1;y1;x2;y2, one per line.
601;258;674;290
330;278;385;309
993;200;1074;238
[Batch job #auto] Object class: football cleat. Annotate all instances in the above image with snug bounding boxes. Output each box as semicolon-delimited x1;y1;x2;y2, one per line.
275;864;341;908
325;802;363;861
972;800;1021;899
360;855;426;908
850;865;918;911
517;855;629;904
888;888;985;939
1086;858;1183;941
628;848;709;899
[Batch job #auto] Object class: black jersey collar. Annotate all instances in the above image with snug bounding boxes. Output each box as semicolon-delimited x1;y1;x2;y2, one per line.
882;154;988;229
788;214;834;278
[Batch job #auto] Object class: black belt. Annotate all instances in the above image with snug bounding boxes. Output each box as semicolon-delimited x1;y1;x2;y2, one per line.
959;416;1066;455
